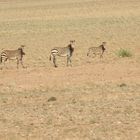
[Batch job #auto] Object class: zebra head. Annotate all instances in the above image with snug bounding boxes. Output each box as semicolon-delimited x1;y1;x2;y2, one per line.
18;45;26;55
70;40;75;48
102;42;106;51
68;40;75;56
70;40;75;44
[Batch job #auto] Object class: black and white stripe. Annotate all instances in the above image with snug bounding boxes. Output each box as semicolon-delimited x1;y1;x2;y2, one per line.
51;49;59;55
0;45;26;69
49;40;75;67
87;42;106;58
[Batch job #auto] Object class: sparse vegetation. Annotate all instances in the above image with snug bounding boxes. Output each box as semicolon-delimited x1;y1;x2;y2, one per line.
0;0;139;139
119;83;127;87
48;96;57;102
116;48;132;57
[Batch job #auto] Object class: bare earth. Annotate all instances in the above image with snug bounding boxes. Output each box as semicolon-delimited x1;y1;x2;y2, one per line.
0;0;140;140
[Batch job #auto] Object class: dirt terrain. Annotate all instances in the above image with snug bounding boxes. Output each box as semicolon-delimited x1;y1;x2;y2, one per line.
0;0;140;139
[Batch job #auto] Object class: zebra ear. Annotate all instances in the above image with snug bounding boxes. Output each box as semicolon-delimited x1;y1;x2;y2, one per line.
21;45;25;48
102;42;106;45
70;40;75;43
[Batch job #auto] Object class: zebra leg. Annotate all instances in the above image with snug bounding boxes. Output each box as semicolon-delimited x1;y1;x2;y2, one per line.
67;56;69;66
92;53;96;58
20;59;25;68
67;56;72;67
69;57;72;66
53;56;57;67
100;54;103;58
3;58;8;69
17;59;19;69
100;52;104;58
67;56;70;66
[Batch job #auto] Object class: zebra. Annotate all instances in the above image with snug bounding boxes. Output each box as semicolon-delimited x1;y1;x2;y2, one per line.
87;42;107;58
0;45;26;69
49;40;75;67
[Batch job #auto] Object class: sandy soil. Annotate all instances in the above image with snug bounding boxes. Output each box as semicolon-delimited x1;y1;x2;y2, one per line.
0;0;140;139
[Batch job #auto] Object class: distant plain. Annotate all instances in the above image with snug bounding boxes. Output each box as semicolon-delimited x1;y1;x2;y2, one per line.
0;0;140;139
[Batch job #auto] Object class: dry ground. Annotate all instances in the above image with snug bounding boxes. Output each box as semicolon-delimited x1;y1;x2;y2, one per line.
0;0;140;139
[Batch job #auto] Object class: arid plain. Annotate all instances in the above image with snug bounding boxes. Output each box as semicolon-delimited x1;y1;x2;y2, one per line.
0;0;140;139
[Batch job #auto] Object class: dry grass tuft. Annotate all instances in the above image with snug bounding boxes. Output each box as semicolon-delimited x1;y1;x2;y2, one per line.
116;48;132;57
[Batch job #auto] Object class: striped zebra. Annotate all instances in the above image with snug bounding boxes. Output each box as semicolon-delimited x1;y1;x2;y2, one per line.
49;40;75;67
87;42;106;58
0;45;26;69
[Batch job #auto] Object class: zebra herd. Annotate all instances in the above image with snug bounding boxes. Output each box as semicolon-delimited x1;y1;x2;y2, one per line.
0;41;106;69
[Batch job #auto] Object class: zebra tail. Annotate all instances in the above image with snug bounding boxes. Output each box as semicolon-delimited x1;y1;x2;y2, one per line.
0;55;2;64
87;49;90;56
0;49;4;64
49;54;52;61
87;50;89;56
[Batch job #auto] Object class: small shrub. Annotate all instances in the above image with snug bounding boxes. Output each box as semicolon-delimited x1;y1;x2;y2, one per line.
119;83;127;87
116;48;132;57
47;97;57;102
